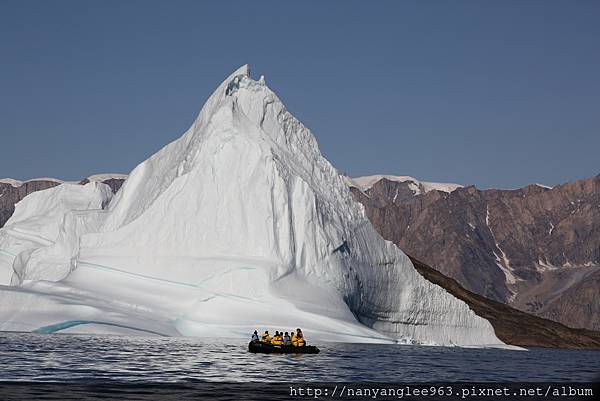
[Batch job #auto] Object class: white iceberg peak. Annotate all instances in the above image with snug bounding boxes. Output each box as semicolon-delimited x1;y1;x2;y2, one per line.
0;66;502;346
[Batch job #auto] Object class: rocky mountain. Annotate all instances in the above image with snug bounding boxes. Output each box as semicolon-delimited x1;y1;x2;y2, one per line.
409;256;600;349
540;268;600;330
348;174;600;331
0;175;126;228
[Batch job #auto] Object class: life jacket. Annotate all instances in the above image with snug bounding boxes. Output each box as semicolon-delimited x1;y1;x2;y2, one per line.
271;335;283;345
262;332;270;343
291;334;298;346
297;332;306;346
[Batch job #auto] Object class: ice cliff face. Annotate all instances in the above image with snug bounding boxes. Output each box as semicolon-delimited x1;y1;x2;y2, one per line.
0;66;503;346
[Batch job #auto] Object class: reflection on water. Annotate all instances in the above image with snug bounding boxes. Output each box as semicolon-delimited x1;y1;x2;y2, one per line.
1;332;599;382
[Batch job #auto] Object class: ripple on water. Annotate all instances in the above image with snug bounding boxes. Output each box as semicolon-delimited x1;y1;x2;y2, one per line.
1;332;599;382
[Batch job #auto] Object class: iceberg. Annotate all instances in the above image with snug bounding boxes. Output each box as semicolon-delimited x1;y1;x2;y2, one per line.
0;182;113;285
0;66;503;346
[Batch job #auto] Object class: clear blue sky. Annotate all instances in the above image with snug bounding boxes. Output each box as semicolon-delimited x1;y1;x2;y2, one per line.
1;1;599;189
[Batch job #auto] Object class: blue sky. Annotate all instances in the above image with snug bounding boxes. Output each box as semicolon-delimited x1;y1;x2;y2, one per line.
1;0;599;188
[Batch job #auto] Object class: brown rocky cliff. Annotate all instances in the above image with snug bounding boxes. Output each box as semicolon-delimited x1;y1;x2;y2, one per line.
409;255;600;349
350;173;600;330
540;269;600;330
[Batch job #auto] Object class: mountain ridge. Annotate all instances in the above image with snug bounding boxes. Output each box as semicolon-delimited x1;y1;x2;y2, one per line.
350;172;600;331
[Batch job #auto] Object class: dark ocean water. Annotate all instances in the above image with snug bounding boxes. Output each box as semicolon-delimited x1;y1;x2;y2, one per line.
1;332;599;382
1;332;599;400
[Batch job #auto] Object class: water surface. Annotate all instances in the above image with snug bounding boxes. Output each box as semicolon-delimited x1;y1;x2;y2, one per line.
1;332;599;382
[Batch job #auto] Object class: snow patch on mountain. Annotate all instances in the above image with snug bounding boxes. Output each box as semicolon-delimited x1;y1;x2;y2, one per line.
0;178;24;187
485;206;519;287
349;175;463;195
0;177;75;188
0;177;75;186
85;174;129;182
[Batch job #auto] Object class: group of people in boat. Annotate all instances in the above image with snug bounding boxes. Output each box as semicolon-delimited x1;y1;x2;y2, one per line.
251;328;306;347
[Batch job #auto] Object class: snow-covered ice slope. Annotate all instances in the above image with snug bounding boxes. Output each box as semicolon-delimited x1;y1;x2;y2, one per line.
0;183;113;285
0;66;502;346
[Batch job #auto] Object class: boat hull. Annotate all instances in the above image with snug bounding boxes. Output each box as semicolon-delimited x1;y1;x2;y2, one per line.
248;341;320;354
